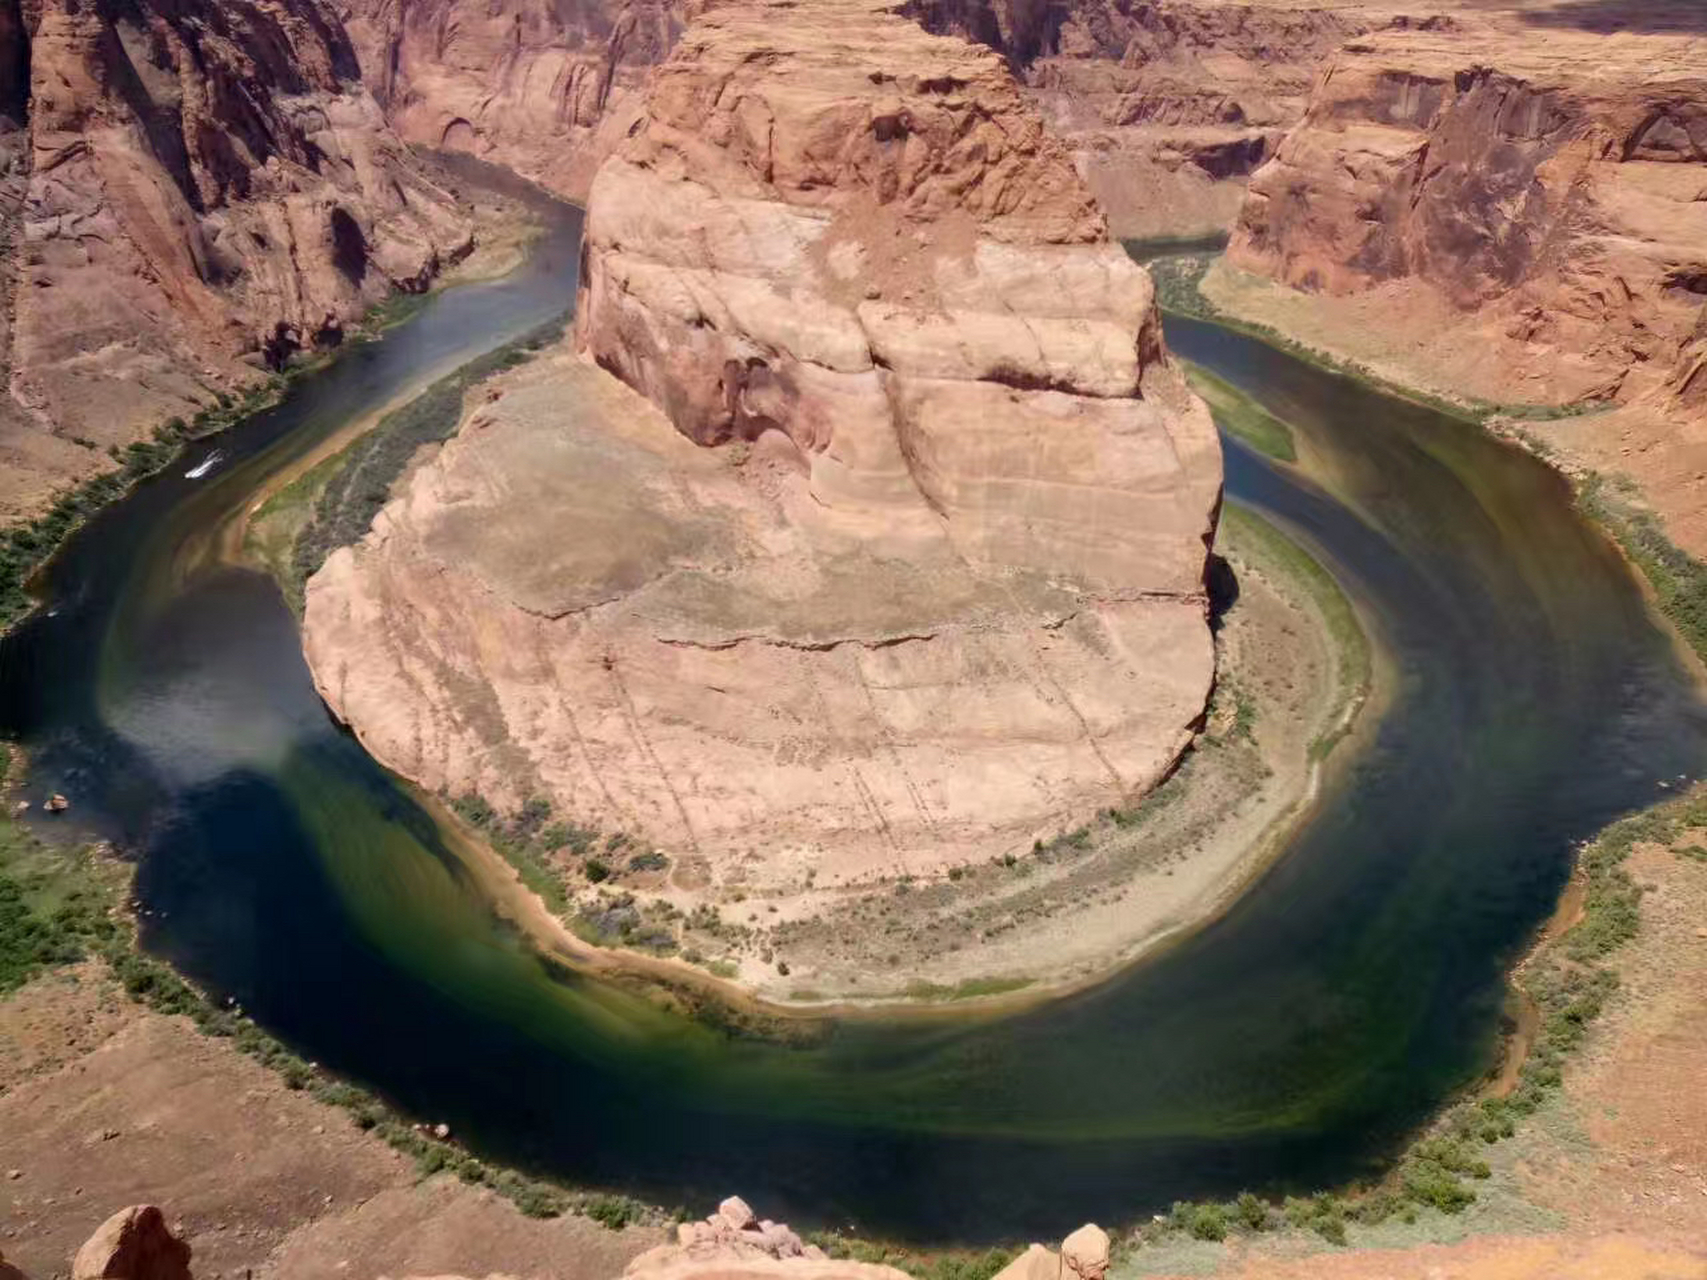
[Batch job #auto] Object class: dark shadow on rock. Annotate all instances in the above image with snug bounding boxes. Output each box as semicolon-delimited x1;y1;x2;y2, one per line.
1522;0;1707;31
1207;552;1239;635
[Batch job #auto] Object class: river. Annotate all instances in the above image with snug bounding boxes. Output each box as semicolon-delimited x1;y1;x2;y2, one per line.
2;189;1703;1244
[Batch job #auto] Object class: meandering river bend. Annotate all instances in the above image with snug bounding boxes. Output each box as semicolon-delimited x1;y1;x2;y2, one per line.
4;188;1704;1242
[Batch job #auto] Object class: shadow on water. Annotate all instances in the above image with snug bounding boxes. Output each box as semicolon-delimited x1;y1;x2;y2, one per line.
2;201;1705;1243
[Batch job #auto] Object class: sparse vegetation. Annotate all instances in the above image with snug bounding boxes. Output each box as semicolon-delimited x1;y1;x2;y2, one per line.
1139;250;1612;428
808;1233;1017;1280
284;315;566;601
1579;472;1707;661
0;743;658;1230
1133;781;1707;1253
0;381;290;633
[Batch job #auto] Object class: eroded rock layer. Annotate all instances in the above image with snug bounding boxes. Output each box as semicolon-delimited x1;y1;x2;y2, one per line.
304;0;1221;888
1228;23;1707;410
336;0;681;198
0;0;477;521
333;0;1379;236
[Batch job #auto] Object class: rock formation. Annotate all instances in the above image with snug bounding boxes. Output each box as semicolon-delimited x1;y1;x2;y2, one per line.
71;1205;192;1280
0;0;477;522
905;0;1371;238
1221;15;1707;551
336;0;682;199
622;1200;1111;1280
331;0;1381;236
1229;21;1707;408
303;0;1220;906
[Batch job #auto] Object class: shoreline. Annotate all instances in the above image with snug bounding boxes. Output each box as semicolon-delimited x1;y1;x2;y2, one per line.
0;156;542;640
408;498;1383;1020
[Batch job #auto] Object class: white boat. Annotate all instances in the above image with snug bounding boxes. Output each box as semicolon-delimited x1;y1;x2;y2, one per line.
184;450;224;479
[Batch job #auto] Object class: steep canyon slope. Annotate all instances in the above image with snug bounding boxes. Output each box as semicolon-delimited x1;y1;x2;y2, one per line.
1221;13;1707;550
0;0;480;522
303;0;1222;895
332;0;1389;237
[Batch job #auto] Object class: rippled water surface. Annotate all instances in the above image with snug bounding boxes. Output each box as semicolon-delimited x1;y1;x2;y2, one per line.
3;205;1703;1241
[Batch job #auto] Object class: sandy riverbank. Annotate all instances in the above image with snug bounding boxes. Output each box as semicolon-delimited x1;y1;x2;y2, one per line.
415;498;1381;1014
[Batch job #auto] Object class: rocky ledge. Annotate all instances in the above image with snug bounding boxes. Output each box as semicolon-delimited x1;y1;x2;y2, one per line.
304;0;1219;905
1227;19;1707;414
0;0;479;522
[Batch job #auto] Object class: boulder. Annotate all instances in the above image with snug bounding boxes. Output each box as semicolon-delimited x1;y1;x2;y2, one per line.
71;1206;192;1280
1060;1224;1109;1280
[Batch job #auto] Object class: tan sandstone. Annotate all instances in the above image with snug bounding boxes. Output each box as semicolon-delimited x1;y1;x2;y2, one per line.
70;1205;192;1280
303;0;1221;904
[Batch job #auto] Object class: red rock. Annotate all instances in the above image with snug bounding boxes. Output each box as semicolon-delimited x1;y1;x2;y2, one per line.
70;1205;191;1280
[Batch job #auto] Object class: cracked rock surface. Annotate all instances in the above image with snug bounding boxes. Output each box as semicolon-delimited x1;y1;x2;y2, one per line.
303;0;1221;890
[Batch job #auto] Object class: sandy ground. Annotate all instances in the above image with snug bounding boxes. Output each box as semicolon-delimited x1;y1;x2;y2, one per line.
0;964;661;1280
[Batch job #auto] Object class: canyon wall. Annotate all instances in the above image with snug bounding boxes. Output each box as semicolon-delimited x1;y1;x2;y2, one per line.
1229;23;1707;406
330;0;1374;236
905;0;1371;238
334;0;682;198
1221;17;1707;550
0;0;478;522
304;0;1221;899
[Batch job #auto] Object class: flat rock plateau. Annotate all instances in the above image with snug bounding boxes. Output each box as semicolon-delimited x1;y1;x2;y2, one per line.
303;0;1223;910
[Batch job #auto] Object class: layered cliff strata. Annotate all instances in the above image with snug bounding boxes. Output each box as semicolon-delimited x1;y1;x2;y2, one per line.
335;0;681;198
1220;18;1707;549
304;0;1221;889
332;0;1374;237
0;0;478;522
907;0;1371;238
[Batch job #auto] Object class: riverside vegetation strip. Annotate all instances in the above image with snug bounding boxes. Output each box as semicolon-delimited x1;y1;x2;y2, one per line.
0;741;659;1233
1104;252;1707;1261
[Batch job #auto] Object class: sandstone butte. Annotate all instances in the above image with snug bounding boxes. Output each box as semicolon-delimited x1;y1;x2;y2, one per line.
332;0;1386;239
1223;13;1707;552
302;0;1223;892
0;0;477;522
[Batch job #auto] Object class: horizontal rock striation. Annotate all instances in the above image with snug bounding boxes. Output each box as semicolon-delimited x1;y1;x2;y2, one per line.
305;0;1220;896
332;0;1376;237
0;0;477;521
1228;23;1707;409
336;0;681;198
906;0;1370;236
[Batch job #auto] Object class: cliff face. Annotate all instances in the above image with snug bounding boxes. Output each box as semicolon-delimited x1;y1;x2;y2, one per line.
330;0;1370;236
0;0;476;522
335;0;681;199
304;0;1220;896
906;0;1370;237
1228;24;1707;409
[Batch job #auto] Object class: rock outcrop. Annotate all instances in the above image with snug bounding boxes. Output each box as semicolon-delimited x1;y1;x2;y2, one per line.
1221;16;1707;552
71;1205;192;1280
906;0;1371;237
336;0;682;199
331;0;1381;236
1229;21;1707;408
621;1200;1111;1280
304;0;1219;914
0;0;478;522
